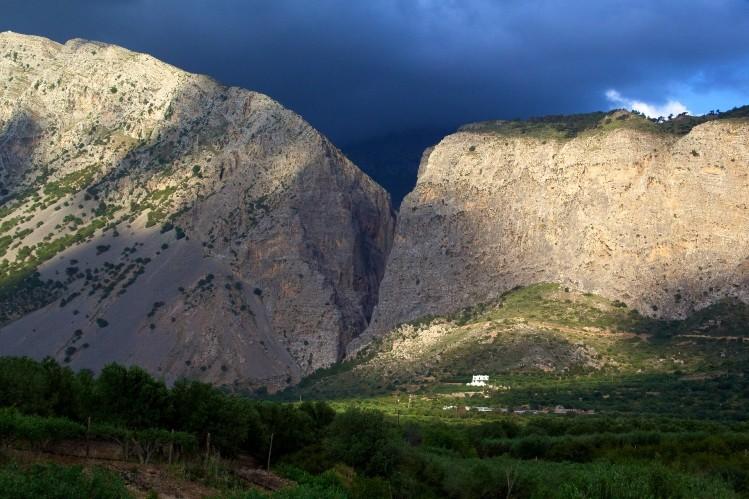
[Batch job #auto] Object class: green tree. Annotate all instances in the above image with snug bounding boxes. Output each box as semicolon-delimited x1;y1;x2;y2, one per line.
94;364;170;428
169;379;257;455
324;408;401;477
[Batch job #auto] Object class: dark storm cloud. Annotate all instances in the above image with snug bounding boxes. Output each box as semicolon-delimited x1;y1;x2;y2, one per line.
3;0;749;143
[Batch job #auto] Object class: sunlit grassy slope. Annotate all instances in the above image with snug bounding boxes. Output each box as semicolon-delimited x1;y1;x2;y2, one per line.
280;283;749;419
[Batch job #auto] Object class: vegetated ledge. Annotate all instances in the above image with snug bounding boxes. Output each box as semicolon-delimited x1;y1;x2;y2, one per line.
280;283;749;400
459;105;749;140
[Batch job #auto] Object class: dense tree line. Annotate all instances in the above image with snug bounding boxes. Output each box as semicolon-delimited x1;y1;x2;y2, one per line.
1;356;748;498
0;356;333;462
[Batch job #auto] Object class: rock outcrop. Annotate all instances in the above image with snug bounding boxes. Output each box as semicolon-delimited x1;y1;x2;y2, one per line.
0;32;394;391
361;111;749;346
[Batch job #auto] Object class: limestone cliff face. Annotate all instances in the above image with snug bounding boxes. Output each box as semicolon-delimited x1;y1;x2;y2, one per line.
0;32;394;390
362;116;749;345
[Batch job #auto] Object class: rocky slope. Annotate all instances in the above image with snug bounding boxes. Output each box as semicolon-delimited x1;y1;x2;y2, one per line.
0;32;394;391
289;283;749;399
359;110;749;348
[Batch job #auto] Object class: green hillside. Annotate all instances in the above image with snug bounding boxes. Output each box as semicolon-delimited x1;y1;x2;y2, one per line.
283;284;749;419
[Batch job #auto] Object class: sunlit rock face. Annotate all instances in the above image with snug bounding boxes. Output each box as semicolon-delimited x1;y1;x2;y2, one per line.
356;115;749;349
0;32;394;391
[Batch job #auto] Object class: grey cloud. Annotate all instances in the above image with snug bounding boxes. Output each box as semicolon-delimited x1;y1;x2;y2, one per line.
2;0;749;143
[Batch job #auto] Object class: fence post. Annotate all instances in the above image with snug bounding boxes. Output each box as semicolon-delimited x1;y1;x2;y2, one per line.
266;432;274;471
205;432;211;461
168;429;174;465
85;416;91;458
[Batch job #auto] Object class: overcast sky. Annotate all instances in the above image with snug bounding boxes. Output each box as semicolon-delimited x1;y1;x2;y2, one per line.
3;0;749;144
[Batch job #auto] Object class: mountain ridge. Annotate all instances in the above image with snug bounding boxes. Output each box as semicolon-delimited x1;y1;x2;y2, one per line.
0;32;394;391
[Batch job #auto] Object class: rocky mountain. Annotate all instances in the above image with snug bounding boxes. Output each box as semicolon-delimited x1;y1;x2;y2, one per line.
3;32;749;392
0;32;394;391
357;109;749;349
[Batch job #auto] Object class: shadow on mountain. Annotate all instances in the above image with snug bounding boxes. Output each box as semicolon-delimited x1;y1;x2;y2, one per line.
0;108;45;203
0;78;396;389
0;81;214;325
287;138;395;358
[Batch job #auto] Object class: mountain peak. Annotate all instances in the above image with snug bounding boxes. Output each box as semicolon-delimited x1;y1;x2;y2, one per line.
0;32;394;392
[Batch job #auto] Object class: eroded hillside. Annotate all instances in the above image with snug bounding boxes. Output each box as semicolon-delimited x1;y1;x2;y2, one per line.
0;32;394;391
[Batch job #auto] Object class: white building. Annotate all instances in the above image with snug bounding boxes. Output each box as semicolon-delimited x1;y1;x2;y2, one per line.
466;374;489;387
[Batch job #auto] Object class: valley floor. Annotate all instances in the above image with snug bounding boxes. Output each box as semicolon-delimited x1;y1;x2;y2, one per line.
2;284;749;498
